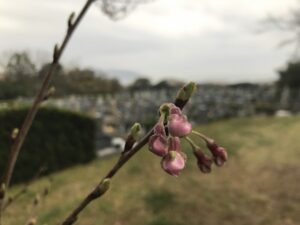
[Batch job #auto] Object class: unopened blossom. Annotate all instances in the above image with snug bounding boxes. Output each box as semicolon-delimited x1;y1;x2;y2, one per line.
148;123;168;156
161;137;186;176
193;149;213;173
206;142;228;167
161;151;185;176
168;106;192;137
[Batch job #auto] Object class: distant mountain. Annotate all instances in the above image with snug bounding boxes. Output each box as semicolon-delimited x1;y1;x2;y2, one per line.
103;69;145;86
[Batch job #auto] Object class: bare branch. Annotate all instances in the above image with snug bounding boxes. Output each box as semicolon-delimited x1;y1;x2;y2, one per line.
2;166;47;211
98;0;153;20
0;0;96;221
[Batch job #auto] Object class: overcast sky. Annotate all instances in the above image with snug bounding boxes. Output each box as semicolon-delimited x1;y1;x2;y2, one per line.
0;0;298;83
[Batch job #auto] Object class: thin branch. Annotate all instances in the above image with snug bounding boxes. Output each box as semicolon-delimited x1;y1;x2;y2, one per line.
0;0;95;221
59;98;189;225
2;166;46;211
25;185;50;225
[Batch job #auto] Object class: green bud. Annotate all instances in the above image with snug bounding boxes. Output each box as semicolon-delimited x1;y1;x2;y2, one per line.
47;86;56;96
123;123;141;153
169;151;177;160
53;44;59;60
159;103;172;115
174;82;197;109
130;123;141;140
99;179;110;195
43;86;56;101
68;12;75;28
11;128;19;140
176;82;197;102
159;103;173;122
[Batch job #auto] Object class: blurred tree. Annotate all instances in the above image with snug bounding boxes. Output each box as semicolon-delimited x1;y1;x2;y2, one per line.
39;63;64;79
99;0;153;20
129;77;151;91
0;52;123;99
4;52;36;81
278;61;300;88
263;5;300;59
262;5;300;110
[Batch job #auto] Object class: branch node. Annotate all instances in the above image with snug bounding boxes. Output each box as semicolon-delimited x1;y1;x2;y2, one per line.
43;86;56;101
91;179;111;199
10;128;19;140
53;44;60;61
68;12;76;30
123;123;141;154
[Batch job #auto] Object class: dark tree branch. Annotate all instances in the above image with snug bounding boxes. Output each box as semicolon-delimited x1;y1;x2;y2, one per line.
2;166;46;211
0;0;96;222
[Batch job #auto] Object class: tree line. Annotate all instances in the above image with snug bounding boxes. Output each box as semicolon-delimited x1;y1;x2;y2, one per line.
0;51;122;100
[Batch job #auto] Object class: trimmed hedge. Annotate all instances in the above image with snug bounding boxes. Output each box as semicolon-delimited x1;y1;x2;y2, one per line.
0;107;96;184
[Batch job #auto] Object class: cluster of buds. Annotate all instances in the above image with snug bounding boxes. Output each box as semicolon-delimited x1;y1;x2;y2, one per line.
147;82;228;176
189;132;228;173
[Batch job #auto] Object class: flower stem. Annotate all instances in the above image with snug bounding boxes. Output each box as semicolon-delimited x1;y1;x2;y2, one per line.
191;130;212;143
184;137;198;151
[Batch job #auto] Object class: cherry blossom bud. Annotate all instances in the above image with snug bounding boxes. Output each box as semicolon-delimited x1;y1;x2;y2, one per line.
148;123;168;156
153;122;166;136
124;123;141;153
161;151;185;176
168;137;187;159
206;142;228;167
175;82;197;108
168;106;192;137
149;134;168;156
193;149;213;173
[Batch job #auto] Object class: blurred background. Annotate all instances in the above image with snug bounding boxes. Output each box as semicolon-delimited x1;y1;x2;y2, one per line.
0;0;300;224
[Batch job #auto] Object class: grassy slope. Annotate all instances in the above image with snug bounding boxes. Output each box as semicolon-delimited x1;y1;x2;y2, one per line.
4;116;300;225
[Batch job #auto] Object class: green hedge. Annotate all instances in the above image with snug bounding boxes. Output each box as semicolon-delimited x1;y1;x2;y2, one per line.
0;107;96;184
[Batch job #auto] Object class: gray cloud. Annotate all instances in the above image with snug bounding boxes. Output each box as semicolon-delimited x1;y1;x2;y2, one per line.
0;0;297;83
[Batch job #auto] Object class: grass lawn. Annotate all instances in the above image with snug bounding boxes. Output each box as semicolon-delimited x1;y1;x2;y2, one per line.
3;116;300;225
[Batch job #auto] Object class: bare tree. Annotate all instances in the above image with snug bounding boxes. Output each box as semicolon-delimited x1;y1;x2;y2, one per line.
262;4;300;60
98;0;153;20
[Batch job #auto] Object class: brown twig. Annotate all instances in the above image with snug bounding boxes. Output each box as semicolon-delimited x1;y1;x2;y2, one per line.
59;98;189;225
0;0;95;222
2;166;46;211
25;185;50;225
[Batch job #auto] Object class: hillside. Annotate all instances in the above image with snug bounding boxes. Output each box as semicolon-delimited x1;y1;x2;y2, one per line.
3;116;300;225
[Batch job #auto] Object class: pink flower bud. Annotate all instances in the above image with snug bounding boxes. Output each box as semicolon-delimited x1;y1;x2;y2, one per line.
167;137;187;160
168;136;180;151
154;122;166;136
168;106;192;137
149;134;168;156
193;150;213;173
148;123;168;156
161;151;185;176
206;142;228;167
